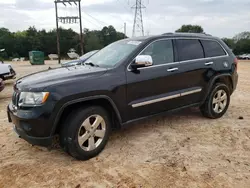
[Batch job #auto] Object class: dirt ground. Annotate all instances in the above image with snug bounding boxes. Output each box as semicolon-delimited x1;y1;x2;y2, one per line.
0;60;250;188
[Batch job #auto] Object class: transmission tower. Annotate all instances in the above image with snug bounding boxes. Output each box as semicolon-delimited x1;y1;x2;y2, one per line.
132;0;145;37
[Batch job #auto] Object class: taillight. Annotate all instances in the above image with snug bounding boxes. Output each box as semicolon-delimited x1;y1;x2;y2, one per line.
234;58;238;71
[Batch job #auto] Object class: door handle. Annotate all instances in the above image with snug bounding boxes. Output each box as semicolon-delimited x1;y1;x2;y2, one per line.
167;68;178;72
205;62;214;66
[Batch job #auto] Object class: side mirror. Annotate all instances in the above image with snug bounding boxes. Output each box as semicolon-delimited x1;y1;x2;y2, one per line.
131;55;153;70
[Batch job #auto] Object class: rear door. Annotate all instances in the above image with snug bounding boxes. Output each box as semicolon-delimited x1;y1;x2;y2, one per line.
200;39;229;72
175;38;215;106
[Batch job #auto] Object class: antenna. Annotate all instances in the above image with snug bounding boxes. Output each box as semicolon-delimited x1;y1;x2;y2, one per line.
131;0;145;37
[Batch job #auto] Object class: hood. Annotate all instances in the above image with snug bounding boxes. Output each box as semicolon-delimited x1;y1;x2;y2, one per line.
16;65;107;91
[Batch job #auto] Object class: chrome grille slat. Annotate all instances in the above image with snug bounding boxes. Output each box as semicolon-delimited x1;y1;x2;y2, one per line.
12;91;20;106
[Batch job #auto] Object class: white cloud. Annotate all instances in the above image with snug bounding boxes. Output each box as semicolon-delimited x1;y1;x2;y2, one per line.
0;0;249;38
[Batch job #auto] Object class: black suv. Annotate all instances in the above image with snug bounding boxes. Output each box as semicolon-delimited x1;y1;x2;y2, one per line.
7;33;238;160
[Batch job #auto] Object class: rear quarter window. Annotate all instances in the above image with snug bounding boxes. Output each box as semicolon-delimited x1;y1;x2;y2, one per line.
201;40;226;58
176;39;204;61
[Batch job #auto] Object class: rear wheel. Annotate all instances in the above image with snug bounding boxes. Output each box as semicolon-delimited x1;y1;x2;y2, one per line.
60;106;111;160
200;83;230;119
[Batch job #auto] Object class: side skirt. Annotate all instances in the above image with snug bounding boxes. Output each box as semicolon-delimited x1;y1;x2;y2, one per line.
122;103;200;126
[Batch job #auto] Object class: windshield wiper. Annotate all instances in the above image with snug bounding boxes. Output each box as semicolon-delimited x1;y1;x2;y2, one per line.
85;62;99;67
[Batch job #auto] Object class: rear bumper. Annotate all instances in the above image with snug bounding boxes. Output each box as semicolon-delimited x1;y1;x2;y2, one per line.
232;72;238;92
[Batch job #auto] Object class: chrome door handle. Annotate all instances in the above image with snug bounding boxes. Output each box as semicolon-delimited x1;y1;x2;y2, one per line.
167;68;178;72
205;62;214;66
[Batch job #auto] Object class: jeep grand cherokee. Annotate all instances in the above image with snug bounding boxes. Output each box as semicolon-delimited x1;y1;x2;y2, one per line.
7;33;238;160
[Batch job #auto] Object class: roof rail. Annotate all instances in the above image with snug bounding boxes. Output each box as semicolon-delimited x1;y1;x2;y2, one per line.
162;32;212;36
175;32;212;36
162;32;173;35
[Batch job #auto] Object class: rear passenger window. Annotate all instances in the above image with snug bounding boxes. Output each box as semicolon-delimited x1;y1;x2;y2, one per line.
176;39;204;61
201;40;226;57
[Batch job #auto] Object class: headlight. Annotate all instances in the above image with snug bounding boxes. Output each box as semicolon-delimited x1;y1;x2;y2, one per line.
18;92;49;107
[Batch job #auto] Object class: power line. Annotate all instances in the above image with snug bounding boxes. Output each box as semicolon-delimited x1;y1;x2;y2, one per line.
82;10;110;26
82;14;103;28
116;0;133;14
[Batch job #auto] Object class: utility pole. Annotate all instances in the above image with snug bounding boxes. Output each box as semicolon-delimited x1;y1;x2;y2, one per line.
78;0;84;56
124;22;127;38
132;0;145;37
54;0;84;64
55;1;61;64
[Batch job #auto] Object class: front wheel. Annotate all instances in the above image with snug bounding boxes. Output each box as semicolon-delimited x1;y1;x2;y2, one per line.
60;106;111;160
200;83;230;119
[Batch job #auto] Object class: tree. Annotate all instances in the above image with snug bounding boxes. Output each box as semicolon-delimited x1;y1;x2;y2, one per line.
222;32;250;55
0;25;127;60
176;25;204;33
234;39;250;55
233;32;250;42
222;38;235;50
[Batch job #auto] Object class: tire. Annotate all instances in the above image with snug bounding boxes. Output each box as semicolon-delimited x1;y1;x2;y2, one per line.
200;83;230;119
60;106;111;160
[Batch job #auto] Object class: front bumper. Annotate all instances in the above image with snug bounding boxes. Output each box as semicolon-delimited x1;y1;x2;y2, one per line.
7;104;54;147
13;125;53;147
3;72;16;80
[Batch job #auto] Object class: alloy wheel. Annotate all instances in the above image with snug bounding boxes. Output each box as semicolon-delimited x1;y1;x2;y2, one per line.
78;115;106;151
212;89;228;113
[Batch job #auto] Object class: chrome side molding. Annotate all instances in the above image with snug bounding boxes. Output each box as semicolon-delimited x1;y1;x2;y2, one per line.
132;88;202;108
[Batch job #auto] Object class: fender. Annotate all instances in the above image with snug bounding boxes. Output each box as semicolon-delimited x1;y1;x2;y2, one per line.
50;95;122;135
201;73;233;103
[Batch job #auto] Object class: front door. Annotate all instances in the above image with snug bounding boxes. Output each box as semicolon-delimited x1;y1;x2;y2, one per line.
126;39;182;120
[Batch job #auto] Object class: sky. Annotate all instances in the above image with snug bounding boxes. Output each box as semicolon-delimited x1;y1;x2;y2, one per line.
0;0;249;38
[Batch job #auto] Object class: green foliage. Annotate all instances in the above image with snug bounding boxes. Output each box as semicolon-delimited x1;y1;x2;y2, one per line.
233;32;250;42
222;32;250;55
176;25;204;33
233;39;250;55
222;38;235;49
0;26;126;59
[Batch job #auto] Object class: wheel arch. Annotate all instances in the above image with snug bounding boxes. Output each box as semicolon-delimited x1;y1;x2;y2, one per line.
51;95;122;136
202;73;233;104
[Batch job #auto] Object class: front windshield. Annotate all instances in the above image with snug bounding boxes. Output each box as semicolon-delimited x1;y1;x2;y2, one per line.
84;40;141;68
80;50;98;60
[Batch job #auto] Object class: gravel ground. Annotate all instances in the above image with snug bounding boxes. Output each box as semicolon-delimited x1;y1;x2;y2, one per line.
0;60;250;188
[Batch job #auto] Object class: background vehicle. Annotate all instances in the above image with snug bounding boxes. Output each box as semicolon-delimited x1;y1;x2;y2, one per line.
61;50;99;67
8;33;238;160
0;49;5;64
0;63;16;80
0;78;4;92
238;54;250;60
0;49;16;80
67;48;79;59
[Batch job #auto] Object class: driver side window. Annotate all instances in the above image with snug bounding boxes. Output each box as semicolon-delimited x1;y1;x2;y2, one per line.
141;40;174;65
